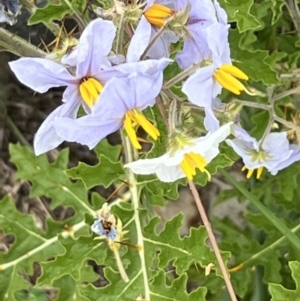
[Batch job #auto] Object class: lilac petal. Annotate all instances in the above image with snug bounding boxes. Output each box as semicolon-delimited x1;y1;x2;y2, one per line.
176;23;211;69
62;84;80;103
272;145;300;174
182;65;218;107
61;46;78;66
34;99;81;155
54;117;121;149
127;16;152;63
188;0;216;22
147;27;178;59
104;58;171;78
233;126;258;149
207;23;231;66
261;132;290;153
93;73;160;116
204;107;219;132
91;78;128;119
77;19;115;77
173;0;188;10
226;138;255;167
213;0;228;25
9;58;75;93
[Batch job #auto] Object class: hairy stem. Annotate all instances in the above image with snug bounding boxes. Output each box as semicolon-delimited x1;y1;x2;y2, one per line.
5;115;32;148
188;180;238;301
285;0;300;37
163;62;201;89
116;14;126;55
63;0;87;30
140;26;166;60
0;28;46;58
124;136;150;300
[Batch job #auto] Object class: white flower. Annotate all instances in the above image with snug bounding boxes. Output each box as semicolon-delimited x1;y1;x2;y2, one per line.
125;122;232;182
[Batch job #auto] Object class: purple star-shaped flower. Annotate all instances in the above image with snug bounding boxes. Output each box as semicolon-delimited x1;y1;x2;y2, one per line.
9;18;170;155
226;127;300;177
53;69;167;150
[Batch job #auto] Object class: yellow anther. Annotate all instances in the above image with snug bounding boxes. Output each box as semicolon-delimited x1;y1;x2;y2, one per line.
256;166;264;179
214;68;245;95
242;165;264;179
79;77;103;109
134;112;160;140
124;109;160;149
180;152;211;180
180;157;194;180
124;112;142;149
219;64;249;80
144;4;174;27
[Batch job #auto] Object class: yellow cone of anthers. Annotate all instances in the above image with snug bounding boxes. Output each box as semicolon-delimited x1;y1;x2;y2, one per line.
124;110;160;149
241;166;264;179
179;152;211;181
79;77;104;109
214;64;253;95
144;4;174;27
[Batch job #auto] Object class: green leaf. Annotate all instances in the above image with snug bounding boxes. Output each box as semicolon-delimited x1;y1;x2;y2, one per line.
38;236;100;285
220;169;300;252
9;144;94;221
220;0;261;32
143;214;230;275
28;0;87;25
0;197;65;301
229;29;279;85
274;164;300;202
28;2;72;25
269;261;300;301
250;110;269;138
66;155;125;189
94;139;122;162
150;271;207;300
66;138;125;189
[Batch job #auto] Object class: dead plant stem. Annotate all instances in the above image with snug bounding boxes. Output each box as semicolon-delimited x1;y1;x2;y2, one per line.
188;180;237;301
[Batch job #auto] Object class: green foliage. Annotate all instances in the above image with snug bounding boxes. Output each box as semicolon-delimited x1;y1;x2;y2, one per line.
220;0;260;32
269;261;300;301
2;144;230;300
3;0;300;299
28;0;87;25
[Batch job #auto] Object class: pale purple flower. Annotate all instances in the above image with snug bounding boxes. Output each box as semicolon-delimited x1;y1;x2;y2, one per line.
9;18;169;155
125;122;232;182
9;19;115;155
182;22;231;130
176;0;228;69
127;0;186;62
226;127;300;177
52;67;169;149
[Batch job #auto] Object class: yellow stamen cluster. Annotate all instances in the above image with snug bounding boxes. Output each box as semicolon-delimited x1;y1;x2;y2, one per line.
179;152;211;180
144;4;174;27
242;166;264;179
79;77;104;109
214;64;250;95
124;110;160;149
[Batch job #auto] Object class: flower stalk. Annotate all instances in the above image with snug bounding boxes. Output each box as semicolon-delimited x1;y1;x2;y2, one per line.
124;136;150;300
